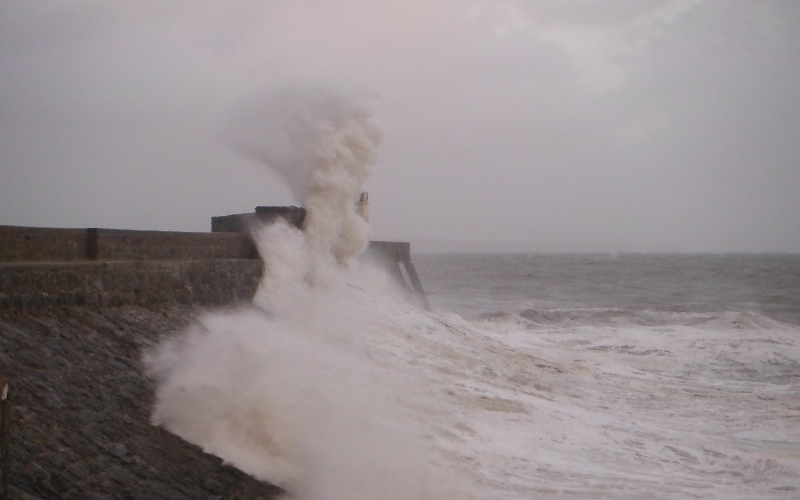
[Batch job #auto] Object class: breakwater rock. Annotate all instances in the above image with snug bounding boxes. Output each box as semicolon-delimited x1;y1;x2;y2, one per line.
0;305;282;500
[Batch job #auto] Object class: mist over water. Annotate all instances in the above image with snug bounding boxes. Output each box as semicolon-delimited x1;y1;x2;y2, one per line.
227;87;381;263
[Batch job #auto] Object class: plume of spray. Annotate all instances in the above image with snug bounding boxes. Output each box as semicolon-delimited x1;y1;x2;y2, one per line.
227;86;380;265
144;87;470;500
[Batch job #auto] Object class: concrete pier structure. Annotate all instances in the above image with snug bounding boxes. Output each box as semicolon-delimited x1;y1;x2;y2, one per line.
0;225;261;310
211;206;307;233
0;208;428;310
0;209;430;498
211;207;430;311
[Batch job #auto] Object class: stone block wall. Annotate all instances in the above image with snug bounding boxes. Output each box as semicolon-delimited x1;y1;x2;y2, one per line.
94;229;257;261
211;206;306;233
0;225;263;310
0;307;285;499
0;260;262;310
0;222;423;311
366;241;411;262
0;226;88;262
0;226;257;263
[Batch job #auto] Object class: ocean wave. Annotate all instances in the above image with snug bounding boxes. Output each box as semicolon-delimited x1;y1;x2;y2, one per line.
477;307;799;331
143;87;800;499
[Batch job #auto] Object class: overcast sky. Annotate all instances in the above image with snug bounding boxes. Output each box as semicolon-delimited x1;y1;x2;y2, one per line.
1;0;799;252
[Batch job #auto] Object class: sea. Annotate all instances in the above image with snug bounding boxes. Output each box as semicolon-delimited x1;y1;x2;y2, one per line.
147;93;800;499
149;250;800;500
414;253;800;326
407;252;800;499
146;250;800;500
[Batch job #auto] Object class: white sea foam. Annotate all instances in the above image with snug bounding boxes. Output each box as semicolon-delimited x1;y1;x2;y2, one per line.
146;87;472;499
227;86;380;263
146;87;800;499
146;266;800;499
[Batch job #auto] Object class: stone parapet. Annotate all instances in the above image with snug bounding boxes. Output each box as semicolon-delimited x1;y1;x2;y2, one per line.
0;221;428;311
0;226;257;263
0;260;262;310
93;229;257;261
211;206;306;233
0;226;88;262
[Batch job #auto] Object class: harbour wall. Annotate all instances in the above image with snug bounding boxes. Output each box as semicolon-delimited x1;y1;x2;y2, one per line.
0;223;427;311
0;225;257;262
0;225;261;310
0;214;427;498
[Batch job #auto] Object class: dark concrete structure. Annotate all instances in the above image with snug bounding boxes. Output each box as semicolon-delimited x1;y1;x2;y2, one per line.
211;207;430;311
0;226;257;263
364;242;430;311
0;226;261;311
1;208;427;311
0;260;262;311
0;221;287;498
0;376;9;500
211;206;306;234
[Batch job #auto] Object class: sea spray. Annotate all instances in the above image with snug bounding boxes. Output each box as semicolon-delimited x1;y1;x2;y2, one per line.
144;87;470;499
226;86;380;263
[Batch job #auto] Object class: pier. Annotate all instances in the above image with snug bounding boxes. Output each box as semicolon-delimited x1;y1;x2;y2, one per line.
0;207;429;499
0;207;428;311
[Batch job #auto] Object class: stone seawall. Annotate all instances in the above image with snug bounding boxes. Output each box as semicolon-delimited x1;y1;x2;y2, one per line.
0;226;88;262
0;306;284;500
0;260;263;311
0;222;426;498
90;229;257;261
0;222;427;500
1;225;426;311
0;226;257;263
0;225;264;311
0;225;280;498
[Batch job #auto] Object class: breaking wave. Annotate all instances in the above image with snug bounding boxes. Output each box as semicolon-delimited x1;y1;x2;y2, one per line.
144;87;800;499
145;87;471;500
478;307;796;330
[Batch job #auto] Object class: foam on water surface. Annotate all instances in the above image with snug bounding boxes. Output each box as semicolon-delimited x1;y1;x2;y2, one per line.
443;313;800;498
145;87;800;499
147;276;800;499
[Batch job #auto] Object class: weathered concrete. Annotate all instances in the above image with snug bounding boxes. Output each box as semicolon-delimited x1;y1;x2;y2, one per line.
0;214;428;498
0;226;257;264
0;228;428;312
0;306;284;500
211;207;306;234
0;227;88;262
365;241;411;262
0;225;265;311
93;230;257;261
365;242;430;311
0;260;263;311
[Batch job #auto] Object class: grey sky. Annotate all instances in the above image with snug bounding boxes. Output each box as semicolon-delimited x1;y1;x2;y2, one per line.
1;0;799;252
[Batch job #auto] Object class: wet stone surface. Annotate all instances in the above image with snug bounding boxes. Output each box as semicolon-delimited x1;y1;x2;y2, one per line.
0;305;283;500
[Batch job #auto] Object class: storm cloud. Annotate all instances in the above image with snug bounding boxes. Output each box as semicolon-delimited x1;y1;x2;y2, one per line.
1;0;799;252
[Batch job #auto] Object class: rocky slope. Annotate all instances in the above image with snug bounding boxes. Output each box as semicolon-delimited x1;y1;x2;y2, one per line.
0;305;282;500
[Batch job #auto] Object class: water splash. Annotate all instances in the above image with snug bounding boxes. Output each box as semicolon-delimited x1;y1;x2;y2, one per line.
144;87;470;500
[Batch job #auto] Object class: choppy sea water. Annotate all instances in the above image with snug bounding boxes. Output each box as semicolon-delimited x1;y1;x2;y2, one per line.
406;252;800;499
414;253;800;325
145;88;799;499
150;251;800;499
